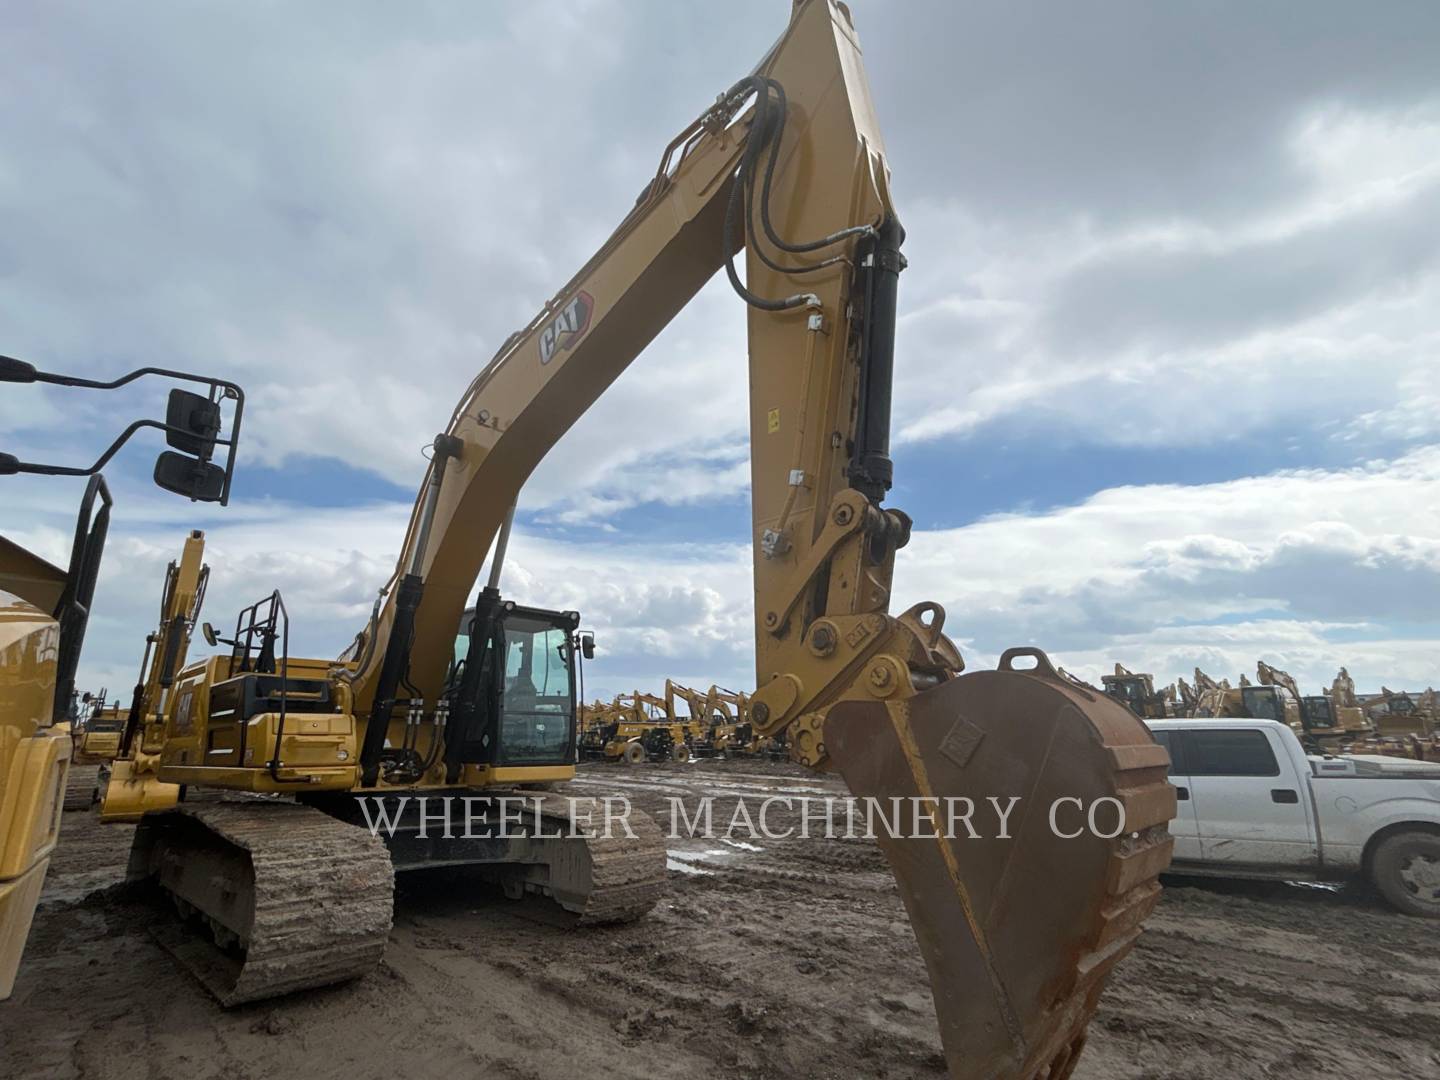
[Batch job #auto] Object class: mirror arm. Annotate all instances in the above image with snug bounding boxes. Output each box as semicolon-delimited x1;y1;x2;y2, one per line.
24;364;243;400
3;420;239;478
1;361;245;505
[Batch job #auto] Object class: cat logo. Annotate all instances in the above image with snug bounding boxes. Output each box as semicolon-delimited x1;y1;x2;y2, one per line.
539;290;594;365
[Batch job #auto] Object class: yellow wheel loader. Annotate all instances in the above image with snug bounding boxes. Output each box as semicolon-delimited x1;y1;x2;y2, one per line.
0;355;242;999
79;4;1173;1076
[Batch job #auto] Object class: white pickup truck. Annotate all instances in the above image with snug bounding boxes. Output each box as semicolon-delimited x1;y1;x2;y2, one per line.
1145;718;1440;917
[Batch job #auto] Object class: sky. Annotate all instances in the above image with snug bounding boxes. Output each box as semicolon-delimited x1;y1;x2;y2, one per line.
3;0;1438;705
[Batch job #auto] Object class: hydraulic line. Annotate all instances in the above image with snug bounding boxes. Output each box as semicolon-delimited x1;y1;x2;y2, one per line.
756;78;874;254
721;75;877;310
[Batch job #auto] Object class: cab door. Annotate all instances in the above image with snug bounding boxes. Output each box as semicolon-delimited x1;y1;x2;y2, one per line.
1182;727;1317;868
1149;728;1200;861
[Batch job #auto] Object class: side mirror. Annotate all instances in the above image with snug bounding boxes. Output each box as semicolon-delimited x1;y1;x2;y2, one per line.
165;388;221;456
579;632;596;660
0;361;242;506
152;388;227;502
202;621;219;647
154;451;226;502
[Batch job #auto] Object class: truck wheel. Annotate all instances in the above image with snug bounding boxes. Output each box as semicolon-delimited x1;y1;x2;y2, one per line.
623;741;647;765
1370;831;1440;918
672;744;691;763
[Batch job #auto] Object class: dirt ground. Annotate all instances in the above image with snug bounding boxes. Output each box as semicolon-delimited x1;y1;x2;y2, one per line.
4;759;1438;1080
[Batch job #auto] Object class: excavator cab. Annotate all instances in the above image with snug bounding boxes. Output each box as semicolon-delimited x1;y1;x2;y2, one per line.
1300;694;1337;732
1241;684;1287;722
442;593;582;773
1101;671;1168;719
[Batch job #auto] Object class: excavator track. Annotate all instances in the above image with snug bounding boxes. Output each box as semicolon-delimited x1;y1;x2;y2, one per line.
525;793;668;924
367;790;668;926
824;648;1175;1080
129;793;666;1007
128;802;394;1006
62;764;100;811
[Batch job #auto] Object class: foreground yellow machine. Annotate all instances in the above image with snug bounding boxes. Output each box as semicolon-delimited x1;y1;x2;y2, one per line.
0;356;242;999
99;4;1172;1075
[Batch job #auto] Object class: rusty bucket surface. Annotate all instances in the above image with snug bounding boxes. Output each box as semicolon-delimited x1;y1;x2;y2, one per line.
824;648;1174;1080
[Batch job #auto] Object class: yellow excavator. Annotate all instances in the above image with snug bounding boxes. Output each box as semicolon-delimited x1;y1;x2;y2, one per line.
0;355;243;999
1100;664;1172;719
98;530;210;821
80;4;1173;1075
578;689;691;763
1255;660;1373;749
666;680;764;757
61;690;123;810
704;685;761;754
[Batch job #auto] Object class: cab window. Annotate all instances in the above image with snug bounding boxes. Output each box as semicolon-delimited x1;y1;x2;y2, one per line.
1184;730;1280;777
1150;729;1180;775
497;617;573;764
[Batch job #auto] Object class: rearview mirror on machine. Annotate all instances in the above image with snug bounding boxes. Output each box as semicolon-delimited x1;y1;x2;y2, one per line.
164;388;222;456
0;358;244;505
154;451;226;502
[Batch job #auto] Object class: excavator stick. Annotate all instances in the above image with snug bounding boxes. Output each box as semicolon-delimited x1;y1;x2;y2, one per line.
825;649;1174;1079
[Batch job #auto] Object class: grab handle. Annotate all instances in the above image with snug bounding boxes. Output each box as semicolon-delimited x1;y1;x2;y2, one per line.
997;647;1059;679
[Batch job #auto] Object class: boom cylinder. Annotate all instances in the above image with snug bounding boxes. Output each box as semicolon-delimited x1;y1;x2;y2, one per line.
359;434;463;785
849;215;904;501
486;503;516;592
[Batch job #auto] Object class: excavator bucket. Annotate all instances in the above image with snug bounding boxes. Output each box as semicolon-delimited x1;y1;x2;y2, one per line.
824;648;1174;1080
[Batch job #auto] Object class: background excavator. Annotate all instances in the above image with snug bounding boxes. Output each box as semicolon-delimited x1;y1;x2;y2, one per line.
0;355;242;999
1254;659;1374;748
76;3;1172;1076
97;530;210;821
577;689;690;763
703;684;779;756
1101;664;1173;719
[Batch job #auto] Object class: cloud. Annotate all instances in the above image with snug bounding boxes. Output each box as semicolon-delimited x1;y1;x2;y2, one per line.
5;2;1438;522
891;101;1440;451
891;447;1440;691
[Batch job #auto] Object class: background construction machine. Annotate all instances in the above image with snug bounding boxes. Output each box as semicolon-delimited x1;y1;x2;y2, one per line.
97;530;211;822
578;690;689;763
1101;664;1174;719
1358;683;1439;760
63;5;1173;1076
1253;660;1377;749
0;354;242;999
61;690;123;810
